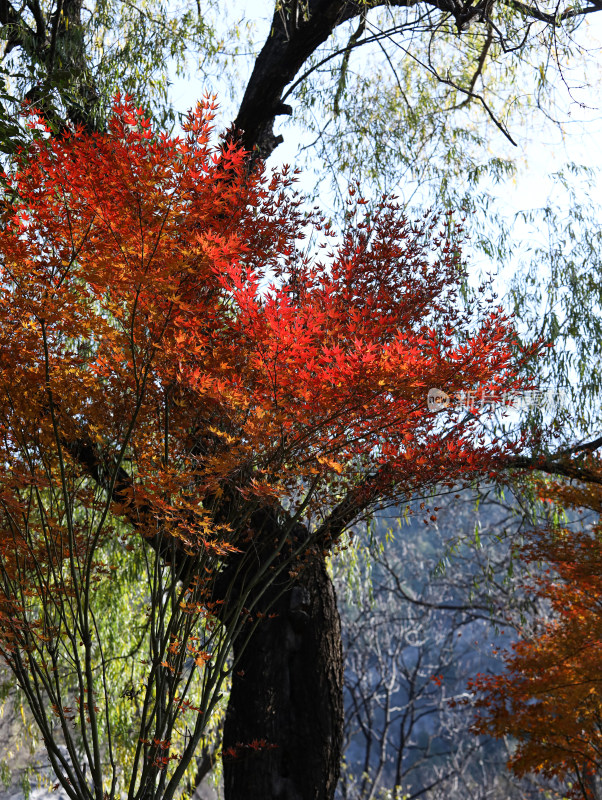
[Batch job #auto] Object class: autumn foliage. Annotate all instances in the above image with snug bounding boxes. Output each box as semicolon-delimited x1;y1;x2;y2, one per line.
470;466;602;799
0;95;530;800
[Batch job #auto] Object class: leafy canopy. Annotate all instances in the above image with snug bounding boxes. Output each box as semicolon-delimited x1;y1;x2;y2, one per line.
0;95;532;800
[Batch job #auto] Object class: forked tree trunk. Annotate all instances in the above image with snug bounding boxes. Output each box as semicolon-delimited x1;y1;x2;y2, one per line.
222;551;344;800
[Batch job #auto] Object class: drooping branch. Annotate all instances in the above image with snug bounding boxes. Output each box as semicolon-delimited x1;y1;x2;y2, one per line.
233;0;602;159
313;465;397;549
3;0;600;159
59;426;198;578
501;0;602;25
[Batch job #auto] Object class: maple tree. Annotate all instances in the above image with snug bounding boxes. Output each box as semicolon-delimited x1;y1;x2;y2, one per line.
0;4;599;799
469;467;602;800
0;94;535;800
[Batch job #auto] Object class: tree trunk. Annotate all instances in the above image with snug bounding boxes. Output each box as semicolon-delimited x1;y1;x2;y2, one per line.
222;551;343;800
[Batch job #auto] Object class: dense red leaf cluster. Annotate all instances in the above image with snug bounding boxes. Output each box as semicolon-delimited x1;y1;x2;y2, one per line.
0;95;529;561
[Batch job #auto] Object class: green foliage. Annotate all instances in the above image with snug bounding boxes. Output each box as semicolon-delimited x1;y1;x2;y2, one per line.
289;7;593;215
0;0;227;133
88;0;222;129
508;163;602;447
2;3;602;797
63;529;223;798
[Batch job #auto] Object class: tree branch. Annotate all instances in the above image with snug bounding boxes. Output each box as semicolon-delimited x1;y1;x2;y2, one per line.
501;0;602;25
25;0;46;44
234;0;602;160
0;0;38;54
47;0;64;79
506;452;602;486
234;0;419;159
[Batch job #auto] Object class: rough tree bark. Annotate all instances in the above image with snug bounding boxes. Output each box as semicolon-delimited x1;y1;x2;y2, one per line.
223;550;344;800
